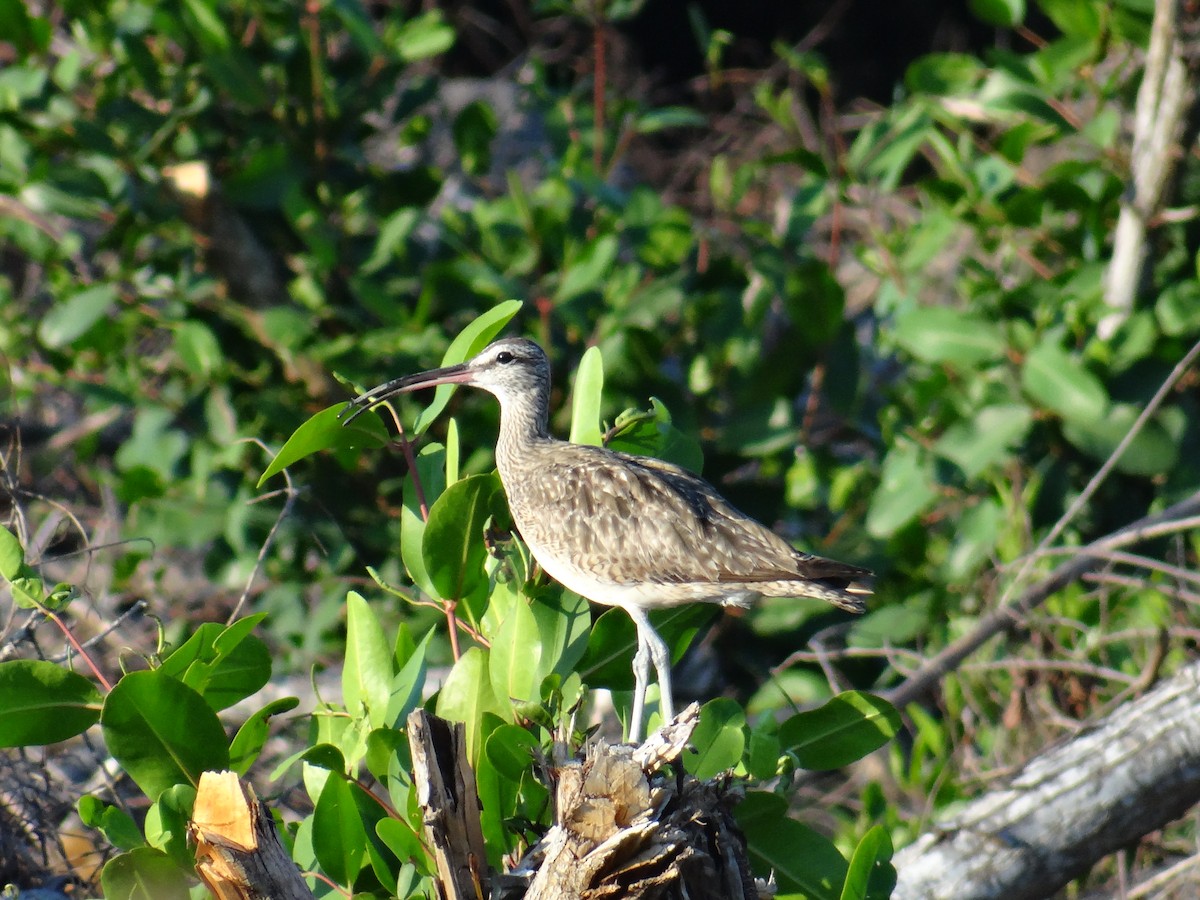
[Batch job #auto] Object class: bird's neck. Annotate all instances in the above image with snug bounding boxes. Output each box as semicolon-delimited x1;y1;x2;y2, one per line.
495;387;552;467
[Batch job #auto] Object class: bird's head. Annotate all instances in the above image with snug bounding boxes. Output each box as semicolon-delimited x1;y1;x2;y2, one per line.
341;337;551;424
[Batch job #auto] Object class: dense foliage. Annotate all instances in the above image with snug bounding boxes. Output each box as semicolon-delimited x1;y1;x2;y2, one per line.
1;0;1197;896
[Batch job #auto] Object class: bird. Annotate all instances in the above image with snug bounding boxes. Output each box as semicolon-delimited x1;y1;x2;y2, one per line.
341;337;871;742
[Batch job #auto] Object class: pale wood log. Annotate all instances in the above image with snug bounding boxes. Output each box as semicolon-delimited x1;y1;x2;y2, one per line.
190;770;314;900
893;661;1200;900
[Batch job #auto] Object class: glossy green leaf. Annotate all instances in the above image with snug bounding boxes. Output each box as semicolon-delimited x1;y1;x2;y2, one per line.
532;587;592;680
423;473;502;605
866;443;939;538
745;728;782;780
435;647;507;761
100;848;192;900
386;627;434;727
1021;338;1108;423
401;444;447;598
258;403;390;486
101;670;229;800
159;616;271;711
484;723;539;781
312;773;367;886
0;660;102;747
683;698;746;779
840;824;896;900
413;300;522;433
735;790;847;896
892;305;1007;367
568;345;605;447
145;784;197;869
606;398;703;473
376;817;427;873
490;592;543;704
779;691;901;770
344;591;393;729
78;795;145;852
228;697;300;775
37;283;117;348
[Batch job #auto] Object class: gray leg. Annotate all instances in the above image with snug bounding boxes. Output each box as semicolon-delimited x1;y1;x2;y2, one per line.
629;637;651;744
625;606;674;743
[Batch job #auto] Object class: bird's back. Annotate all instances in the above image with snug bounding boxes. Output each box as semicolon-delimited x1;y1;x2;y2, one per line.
499;440;869;613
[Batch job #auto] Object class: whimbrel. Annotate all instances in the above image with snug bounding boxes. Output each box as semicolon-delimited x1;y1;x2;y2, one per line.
343;338;871;742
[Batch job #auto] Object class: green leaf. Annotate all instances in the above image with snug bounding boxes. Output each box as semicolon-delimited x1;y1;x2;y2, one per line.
905;53;982;95
779;691;901;770
866;443;939;538
37;283;118;348
312;773;367;886
78;795;145;852
745;728;782;780
401;444;447;598
0;660;102;747
453;100;498;177
683;698;746;779
636;106;706;133
344;592;394;729
532;587;592;681
483;723;539;781
568;345;605;447
1021;338;1108;423
556;235;619;302
892;305;1007;367
735;791;847;896
174;320;223;377
423;474;502;606
100;848;192;900
101;670;229;800
145;785;197;869
258;403;390;487
606;398;704;473
228;698;300;775
969;0;1025;27
840;825;896;900
490;591;543;704
0;525;23;579
934;404;1033;479
413;300;522;433
386;627;434;727
394;9;455;62
435;648;507;761
1062;404;1180;476
159;616;271;711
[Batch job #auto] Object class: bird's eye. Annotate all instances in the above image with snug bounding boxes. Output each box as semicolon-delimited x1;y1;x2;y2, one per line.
496;351;515;364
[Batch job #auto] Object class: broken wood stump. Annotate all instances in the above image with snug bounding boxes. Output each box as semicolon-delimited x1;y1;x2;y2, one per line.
410;704;766;900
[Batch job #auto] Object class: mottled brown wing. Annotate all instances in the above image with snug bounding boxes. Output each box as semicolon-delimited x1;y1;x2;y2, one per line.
510;444;868;591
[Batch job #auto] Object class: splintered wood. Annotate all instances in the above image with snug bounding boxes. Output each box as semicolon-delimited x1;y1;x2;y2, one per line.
190;770;313;900
408;709;491;900
498;703;763;900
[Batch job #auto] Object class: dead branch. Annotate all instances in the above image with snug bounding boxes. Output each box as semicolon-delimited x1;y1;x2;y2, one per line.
893;660;1200;900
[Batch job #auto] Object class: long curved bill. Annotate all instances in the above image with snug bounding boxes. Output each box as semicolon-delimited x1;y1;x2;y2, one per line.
338;362;473;426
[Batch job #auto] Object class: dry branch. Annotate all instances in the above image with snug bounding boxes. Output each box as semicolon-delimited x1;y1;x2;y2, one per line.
893;660;1200;899
884;490;1200;708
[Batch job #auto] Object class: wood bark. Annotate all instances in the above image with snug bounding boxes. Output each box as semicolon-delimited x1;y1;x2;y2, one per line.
893;661;1200;900
189;770;314;900
407;709;491;900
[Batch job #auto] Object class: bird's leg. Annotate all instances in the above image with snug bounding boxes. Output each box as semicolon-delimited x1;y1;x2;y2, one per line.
625;606;674;743
629;636;650;744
